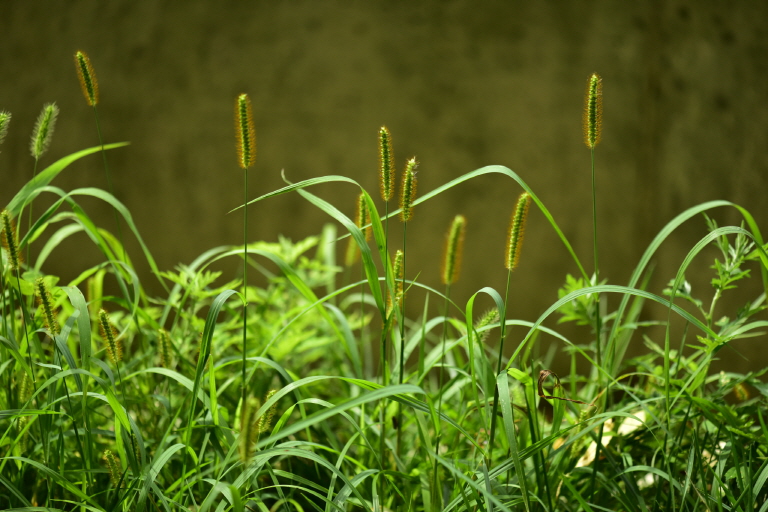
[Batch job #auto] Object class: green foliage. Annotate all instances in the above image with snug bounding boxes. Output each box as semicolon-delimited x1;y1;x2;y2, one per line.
1;65;768;512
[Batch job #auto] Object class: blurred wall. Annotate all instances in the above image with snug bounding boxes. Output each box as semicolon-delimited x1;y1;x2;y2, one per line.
2;1;767;373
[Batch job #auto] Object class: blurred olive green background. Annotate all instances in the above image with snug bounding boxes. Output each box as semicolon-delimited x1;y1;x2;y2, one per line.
2;2;767;373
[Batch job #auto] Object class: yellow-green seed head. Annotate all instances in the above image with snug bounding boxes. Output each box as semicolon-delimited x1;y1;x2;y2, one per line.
1;210;22;272
399;157;418;222
158;329;173;367
441;214;466;285
0;111;11;146
235;93;256;170
379;126;395;201
98;309;122;364
103;450;121;487
345;192;372;267
30;103;59;160
475;308;500;344
583;73;603;149
75;51;99;106
35;278;60;337
387;249;405;315
505;192;531;271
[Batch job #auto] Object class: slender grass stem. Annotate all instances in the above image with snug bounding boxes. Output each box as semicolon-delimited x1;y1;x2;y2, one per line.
486;268;512;466
92;106;126;264
395;221;408;460
241;166;249;416
431;282;451;510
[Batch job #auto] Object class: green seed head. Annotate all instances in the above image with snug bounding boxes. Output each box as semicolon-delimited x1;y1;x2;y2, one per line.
0;111;11;146
98;309;122;364
387;249;405;315
399;157;418;222
257;389;278;434
35;277;60;336
505;192;531;271
345;192;372;267
103;450;121;487
583;73;603;149
75;51;99;106
441;214;467;285
1;210;22;272
235;93;256;170
30;103;59;160
379;126;395;201
158;329;173;367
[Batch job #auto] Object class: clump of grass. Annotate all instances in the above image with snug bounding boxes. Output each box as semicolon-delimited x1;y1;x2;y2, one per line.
2;57;768;512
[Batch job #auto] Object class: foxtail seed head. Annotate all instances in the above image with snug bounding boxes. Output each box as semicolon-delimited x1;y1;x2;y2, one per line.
505;192;531;271
239;396;260;462
0;111;11;146
379;126;395;201
257;389;278;434
35;278;60;336
30;103;59;160
75;51;99;106
235;93;256;170
399;157;418;222
157;329;173;367
441;215;466;285
345;192;372;267
98;309;122;364
387;249;405;315
103;450;121;486
583;73;603;149
475;308;500;344
1;210;22;272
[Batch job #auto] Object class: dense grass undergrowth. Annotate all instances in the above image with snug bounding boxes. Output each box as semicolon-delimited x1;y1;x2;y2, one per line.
1;57;768;512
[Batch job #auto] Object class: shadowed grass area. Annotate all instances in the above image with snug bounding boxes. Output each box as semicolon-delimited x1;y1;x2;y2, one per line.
1;64;768;512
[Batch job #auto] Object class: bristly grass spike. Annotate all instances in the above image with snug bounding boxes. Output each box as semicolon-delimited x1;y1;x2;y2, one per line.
506;192;531;271
399;157;418;222
75;51;99;106
30;103;59;160
379;126;394;201
441;214;466;285
1;210;22;271
235;93;256;170
584;73;602;149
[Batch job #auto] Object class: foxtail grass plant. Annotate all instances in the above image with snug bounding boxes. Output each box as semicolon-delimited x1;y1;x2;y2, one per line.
432;213;466;509
584;72;605;501
74;51;127;264
487;191;531;467
27;103;59;263
235;92;256;418
4;59;768;512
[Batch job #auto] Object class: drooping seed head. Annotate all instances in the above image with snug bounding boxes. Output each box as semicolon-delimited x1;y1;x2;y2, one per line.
441;214;466;285
583;73;603;149
378;126;395;201
75;51;99;106
35;277;60;337
475;308;500;344
98;308;122;364
505;192;531;271
157;329;173;367
1;210;22;272
103;450;121;487
235;93;256;170
30;103;59;160
399;157;418;222
0;111;11;146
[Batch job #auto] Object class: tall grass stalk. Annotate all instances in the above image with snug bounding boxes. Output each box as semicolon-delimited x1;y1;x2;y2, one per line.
584;72;605;501
235;92;256;419
487;191;530;467
75;51;126;263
